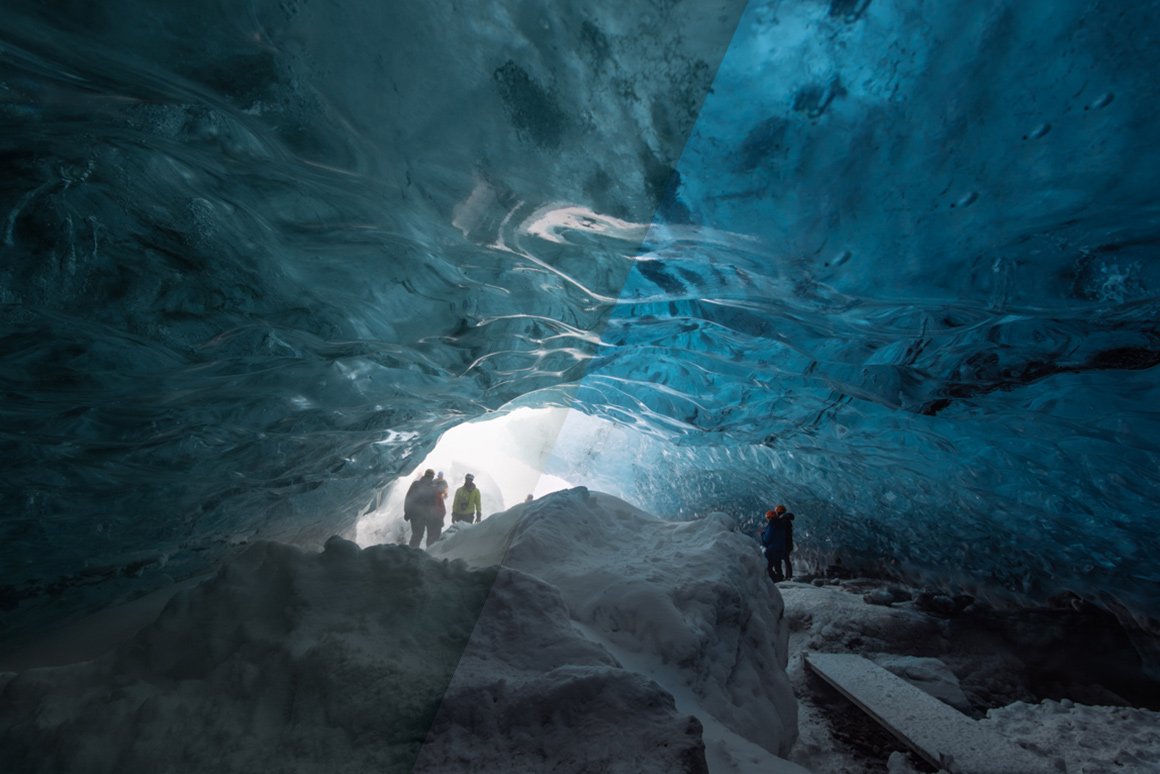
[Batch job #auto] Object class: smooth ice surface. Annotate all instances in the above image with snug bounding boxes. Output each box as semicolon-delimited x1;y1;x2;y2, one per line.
1;0;1159;648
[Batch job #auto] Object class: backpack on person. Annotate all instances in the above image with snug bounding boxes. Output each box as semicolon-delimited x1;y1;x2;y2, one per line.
404;477;433;520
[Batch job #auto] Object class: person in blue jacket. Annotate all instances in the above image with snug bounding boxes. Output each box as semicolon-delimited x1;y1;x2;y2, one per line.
761;505;795;582
774;504;796;579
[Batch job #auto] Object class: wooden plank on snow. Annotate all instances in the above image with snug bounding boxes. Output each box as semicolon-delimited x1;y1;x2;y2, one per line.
804;652;1053;774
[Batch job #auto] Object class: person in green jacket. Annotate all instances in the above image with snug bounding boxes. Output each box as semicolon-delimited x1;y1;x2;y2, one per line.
451;473;482;524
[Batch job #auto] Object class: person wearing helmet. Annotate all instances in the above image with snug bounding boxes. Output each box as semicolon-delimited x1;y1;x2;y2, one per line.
761;504;796;582
451;473;482;524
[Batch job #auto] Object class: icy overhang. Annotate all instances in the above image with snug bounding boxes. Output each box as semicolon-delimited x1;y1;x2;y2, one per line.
1;0;1158;645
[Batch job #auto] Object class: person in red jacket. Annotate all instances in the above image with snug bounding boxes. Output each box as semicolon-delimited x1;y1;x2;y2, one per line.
433;471;449;519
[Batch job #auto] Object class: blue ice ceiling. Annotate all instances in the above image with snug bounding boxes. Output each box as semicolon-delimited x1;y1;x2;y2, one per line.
1;0;1158;643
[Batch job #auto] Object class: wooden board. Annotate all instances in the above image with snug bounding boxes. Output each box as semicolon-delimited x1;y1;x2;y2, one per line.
804;652;1054;774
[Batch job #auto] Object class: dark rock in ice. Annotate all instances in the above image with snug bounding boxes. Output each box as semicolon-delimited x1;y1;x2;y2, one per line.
825;563;856;580
914;591;968;616
864;589;895;607
887;586;913;603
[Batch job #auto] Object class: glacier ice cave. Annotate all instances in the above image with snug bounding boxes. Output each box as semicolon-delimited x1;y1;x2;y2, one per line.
1;0;1159;667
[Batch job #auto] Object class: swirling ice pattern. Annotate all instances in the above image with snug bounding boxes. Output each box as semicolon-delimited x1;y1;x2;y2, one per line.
1;0;1159;643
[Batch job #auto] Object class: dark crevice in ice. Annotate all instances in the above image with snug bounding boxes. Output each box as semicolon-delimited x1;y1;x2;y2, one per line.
922;346;1160;415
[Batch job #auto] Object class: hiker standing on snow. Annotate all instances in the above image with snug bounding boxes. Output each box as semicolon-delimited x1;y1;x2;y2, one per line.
451;473;482;524
433;471;449;520
404;469;440;548
761;504;796;582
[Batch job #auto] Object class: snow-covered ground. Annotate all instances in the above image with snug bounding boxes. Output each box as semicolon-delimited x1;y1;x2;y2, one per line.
1;488;1157;773
777;581;1160;773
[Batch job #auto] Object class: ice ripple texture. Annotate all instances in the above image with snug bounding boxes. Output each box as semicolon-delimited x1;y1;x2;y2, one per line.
1;0;1159;638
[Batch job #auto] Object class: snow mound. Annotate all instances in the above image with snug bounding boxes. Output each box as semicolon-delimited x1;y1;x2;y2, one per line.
983;699;1160;772
0;489;799;773
0;539;490;773
429;487;798;760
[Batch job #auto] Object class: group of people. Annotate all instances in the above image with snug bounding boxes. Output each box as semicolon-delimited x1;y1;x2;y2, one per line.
403;470;483;549
760;504;795;582
405;471;797;578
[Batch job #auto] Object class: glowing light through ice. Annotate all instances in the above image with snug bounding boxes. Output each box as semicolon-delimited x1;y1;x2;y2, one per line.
355;407;597;546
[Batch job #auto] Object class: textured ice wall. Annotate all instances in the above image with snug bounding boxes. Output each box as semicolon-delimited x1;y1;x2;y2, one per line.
0;0;745;639
1;0;1158;643
560;0;1160;623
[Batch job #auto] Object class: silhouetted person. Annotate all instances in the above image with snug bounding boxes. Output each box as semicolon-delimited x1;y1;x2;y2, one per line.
761;504;795;581
404;469;439;548
451;473;482;524
776;504;796;579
